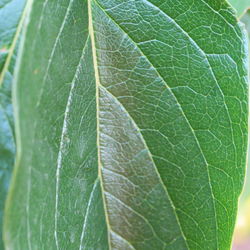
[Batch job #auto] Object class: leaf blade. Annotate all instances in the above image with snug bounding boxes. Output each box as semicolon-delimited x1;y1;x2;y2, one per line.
91;0;248;248
4;0;248;249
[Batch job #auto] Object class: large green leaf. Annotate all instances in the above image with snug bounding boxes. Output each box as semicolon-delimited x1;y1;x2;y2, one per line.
0;0;26;249
4;0;248;249
228;0;249;16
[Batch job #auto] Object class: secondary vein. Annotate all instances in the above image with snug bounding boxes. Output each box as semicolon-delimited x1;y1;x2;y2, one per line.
54;35;90;250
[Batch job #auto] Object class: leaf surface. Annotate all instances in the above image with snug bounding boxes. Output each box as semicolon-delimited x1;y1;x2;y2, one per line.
4;0;248;249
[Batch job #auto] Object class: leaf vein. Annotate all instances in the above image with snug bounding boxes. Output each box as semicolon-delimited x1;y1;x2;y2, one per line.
54;35;90;250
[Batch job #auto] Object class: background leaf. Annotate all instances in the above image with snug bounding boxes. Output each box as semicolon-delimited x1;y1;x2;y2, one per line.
0;0;26;249
0;0;25;47
233;8;250;249
4;0;248;249
228;0;250;16
237;0;250;207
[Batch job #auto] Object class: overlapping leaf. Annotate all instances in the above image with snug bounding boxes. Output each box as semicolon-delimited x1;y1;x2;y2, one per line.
0;0;26;249
4;0;248;249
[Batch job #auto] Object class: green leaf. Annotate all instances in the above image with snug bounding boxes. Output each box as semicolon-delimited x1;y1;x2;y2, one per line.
228;0;250;16
0;0;26;249
4;0;248;249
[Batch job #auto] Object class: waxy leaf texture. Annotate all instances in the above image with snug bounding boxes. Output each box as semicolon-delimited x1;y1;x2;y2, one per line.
4;0;249;249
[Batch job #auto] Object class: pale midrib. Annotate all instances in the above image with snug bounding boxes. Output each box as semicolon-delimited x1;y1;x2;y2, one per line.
88;1;113;250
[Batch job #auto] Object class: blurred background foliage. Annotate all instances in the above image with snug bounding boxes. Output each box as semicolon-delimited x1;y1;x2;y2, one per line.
228;0;250;249
229;0;249;16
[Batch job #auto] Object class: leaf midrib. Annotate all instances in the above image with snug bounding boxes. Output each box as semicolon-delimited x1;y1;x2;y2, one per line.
88;0;113;249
